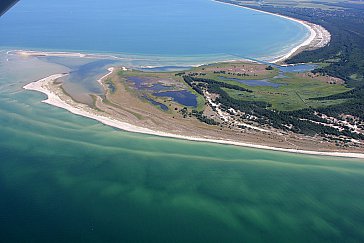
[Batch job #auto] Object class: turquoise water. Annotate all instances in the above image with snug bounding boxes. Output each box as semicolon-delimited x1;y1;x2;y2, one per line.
1;55;364;242
1;1;364;242
0;0;309;62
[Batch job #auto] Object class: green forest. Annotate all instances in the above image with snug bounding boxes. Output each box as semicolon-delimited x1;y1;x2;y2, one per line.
184;76;364;141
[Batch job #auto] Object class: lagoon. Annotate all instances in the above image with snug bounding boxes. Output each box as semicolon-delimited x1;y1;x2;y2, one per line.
154;90;198;107
219;76;283;88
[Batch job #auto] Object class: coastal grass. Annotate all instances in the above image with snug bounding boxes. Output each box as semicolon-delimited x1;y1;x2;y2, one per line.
116;63;350;112
197;62;279;80
223;73;350;111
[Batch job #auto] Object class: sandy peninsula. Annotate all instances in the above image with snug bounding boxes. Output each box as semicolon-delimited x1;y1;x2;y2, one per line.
20;2;362;159
23;72;364;159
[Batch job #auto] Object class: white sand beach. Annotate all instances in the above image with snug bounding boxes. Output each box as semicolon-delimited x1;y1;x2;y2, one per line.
97;67;115;85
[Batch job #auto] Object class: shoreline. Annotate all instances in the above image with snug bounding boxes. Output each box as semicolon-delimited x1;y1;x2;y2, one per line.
97;67;115;86
23;73;364;160
212;0;331;63
9;49;253;70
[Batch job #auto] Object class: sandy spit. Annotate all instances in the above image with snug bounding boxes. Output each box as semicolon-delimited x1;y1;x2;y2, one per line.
23;74;364;160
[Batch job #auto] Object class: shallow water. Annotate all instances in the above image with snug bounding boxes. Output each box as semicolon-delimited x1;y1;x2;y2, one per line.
144;96;169;111
277;64;318;72
148;83;173;92
127;76;152;89
138;66;193;72
0;53;364;243
217;64;318;88
61;59;117;104
154;90;198;107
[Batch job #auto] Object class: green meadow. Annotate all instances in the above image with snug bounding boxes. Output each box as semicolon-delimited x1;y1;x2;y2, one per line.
223;73;350;111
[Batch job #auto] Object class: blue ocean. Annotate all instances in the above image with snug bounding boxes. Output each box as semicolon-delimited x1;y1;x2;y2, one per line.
0;0;309;62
